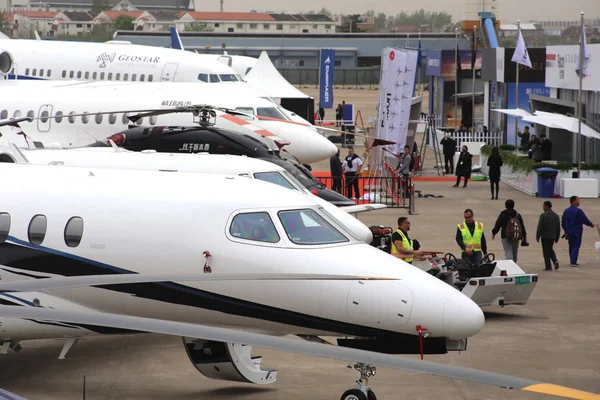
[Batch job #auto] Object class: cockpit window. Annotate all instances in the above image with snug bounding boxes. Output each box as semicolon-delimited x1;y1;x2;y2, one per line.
209;74;220;83
198;73;208;82
256;107;287;120
230;212;280;243
219;74;238;82
254;172;297;190
278;209;348;245
234;107;255;121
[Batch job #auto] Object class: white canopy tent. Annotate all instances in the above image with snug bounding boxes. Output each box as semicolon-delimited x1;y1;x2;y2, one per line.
522;111;600;140
492;108;533;118
245;51;311;99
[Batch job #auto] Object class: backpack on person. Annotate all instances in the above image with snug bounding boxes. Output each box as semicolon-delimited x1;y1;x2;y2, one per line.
505;214;523;241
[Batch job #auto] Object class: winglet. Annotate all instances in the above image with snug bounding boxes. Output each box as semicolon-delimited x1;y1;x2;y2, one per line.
169;27;184;50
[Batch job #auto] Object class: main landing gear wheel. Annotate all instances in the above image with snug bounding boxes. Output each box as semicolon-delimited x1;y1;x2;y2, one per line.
341;363;377;400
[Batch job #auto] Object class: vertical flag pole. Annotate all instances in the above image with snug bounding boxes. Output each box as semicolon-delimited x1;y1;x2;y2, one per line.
472;25;476;134
418;30;422;96
454;27;459;130
577;12;584;177
515;20;520;146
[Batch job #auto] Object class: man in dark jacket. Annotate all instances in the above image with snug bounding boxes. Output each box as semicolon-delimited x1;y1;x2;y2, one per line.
329;149;343;193
491;199;528;263
540;134;552;160
440;133;457;174
536;201;561;271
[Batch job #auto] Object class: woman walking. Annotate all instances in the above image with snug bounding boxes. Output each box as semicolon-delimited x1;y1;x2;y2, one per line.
453;145;472;188
487;146;503;200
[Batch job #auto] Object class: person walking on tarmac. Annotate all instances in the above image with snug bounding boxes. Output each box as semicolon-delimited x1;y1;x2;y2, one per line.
491;199;528;263
561;196;598;267
456;209;488;265
391;217;425;264
329;149;343;194
440;132;457;174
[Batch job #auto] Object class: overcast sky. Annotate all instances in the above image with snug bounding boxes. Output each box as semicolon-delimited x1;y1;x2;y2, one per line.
208;0;599;23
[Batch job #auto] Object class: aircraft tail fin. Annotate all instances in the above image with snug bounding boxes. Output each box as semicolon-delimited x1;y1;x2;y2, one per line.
169;27;184;50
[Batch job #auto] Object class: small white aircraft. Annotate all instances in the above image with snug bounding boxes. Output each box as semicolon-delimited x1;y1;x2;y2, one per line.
0;143;377;243
0;78;338;164
0;163;595;400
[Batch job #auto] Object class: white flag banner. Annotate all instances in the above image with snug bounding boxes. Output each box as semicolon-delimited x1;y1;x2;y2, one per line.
511;30;532;68
394;50;418;155
575;24;589;78
376;47;393;141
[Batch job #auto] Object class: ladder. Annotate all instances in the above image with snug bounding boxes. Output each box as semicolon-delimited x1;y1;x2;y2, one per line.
418;115;445;176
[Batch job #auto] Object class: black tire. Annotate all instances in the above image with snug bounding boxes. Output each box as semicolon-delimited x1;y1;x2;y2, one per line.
340;389;368;400
367;389;377;400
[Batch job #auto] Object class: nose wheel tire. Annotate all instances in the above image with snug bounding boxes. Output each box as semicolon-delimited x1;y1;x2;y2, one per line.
340;389;377;400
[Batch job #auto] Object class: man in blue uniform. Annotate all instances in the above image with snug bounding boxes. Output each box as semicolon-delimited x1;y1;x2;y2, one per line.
561;196;597;267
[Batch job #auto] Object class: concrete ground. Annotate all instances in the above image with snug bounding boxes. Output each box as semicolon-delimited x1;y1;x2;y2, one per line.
1;162;599;400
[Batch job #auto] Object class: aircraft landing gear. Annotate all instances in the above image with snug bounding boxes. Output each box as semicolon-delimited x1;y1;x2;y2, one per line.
340;363;377;400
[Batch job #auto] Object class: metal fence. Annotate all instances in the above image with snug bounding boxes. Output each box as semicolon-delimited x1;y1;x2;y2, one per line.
278;67;381;89
315;175;413;208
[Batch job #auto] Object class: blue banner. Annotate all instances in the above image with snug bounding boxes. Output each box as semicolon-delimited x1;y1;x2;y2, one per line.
426;50;442;76
319;48;335;109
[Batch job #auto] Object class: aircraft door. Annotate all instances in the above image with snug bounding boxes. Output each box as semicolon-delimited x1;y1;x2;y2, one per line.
160;63;179;82
37;104;53;132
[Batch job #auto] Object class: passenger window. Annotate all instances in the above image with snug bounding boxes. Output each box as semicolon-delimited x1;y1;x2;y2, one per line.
84;71;89;79
100;72;105;80
109;113;117;124
39;69;44;77
69;71;74;78
55;111;63;123
28;214;47;245
108;73;113;80
209;74;220;83
132;73;136;81
68;112;76;123
40;110;49;123
149;115;157;125
47;70;52;77
92;72;97;79
25;68;29;75
0;212;10;243
148;75;153;82
32;69;37;76
116;73;120;81
81;112;90;124
278;209;348;245
135;118;143;125
13;110;21;118
77;71;82;79
95;113;103;124
0;110;7;119
64;216;84;247
122;113;129;124
26;110;34;119
230;212;280;243
198;73;208;82
62;70;67;78
124;73;128;81
140;74;145;82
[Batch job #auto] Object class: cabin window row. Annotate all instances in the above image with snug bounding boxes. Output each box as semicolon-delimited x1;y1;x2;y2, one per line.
0;213;84;248
59;70;154;82
0;110;158;126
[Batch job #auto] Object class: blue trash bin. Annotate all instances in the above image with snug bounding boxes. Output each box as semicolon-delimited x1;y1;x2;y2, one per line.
536;167;558;198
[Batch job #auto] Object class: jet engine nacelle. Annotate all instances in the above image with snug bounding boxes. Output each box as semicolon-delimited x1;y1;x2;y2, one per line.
0;50;13;76
182;338;277;384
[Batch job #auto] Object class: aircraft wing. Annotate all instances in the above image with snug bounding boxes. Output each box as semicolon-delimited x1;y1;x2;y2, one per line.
340;204;387;214
0;388;28;400
0;306;596;400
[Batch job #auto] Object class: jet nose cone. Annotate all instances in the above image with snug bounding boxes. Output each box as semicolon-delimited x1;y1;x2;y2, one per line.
442;292;485;339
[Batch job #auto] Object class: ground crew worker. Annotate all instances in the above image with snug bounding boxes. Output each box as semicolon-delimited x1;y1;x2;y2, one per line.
391;217;424;263
456;208;488;265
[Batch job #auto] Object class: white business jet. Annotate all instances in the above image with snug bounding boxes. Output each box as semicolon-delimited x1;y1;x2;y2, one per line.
0;144;376;242
0;163;595;400
0;78;337;164
0;162;482;398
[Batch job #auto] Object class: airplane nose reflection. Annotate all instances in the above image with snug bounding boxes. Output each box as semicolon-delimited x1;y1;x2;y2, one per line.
442;292;485;340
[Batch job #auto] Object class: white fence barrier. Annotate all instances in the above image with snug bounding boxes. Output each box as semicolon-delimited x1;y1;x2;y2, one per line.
429;129;503;152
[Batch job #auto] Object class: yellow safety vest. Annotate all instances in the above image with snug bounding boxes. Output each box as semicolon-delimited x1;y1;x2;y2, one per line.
391;229;413;262
458;221;484;252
